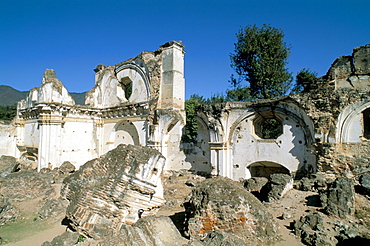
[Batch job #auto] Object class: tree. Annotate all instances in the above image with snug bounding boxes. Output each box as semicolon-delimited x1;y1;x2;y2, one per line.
0;105;17;121
293;68;318;93
184;94;207;141
225;74;253;101
230;24;292;100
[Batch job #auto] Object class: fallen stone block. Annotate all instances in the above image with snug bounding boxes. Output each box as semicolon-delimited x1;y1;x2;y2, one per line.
61;144;166;239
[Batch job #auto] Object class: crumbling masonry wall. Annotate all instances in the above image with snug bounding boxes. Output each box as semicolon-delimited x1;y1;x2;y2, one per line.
193;44;370;179
1;43;370;181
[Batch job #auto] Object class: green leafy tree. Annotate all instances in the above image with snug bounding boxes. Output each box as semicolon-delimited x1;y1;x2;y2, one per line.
230;24;292;100
184;94;207;141
225;74;252;101
293;68;318;93
206;93;227;104
0;105;17;121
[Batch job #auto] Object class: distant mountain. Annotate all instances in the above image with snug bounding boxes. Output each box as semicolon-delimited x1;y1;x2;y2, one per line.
0;85;86;106
69;92;86;105
0;85;29;106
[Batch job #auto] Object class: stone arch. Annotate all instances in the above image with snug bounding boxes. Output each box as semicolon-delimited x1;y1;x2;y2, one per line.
111;120;140;149
229;104;316;179
228;106;314;147
160;116;180;153
115;62;150;103
247;161;290;178
336;100;370;143
197;112;225;143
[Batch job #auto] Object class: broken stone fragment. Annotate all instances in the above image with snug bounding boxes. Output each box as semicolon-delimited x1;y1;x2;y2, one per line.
320;177;355;218
359;174;370;195
0;170;54;201
0;155;20;177
41;230;80;246
242;176;268;192
262;173;293;202
293;212;334;246
61;144;166;239
0;195;19;225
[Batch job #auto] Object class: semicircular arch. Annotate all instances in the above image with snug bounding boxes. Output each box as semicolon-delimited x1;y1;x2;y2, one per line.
247;161;290;178
336;100;370;143
228;106;314;146
115;63;151;103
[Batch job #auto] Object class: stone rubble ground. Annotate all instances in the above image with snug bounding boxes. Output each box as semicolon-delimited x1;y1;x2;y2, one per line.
0;155;370;245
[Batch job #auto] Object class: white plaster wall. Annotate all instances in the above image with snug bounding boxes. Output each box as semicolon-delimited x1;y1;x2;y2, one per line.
0;123;17;157
230;114;315;180
163;121;189;171
86;69;127;108
132;121;148;145
60;120;96;169
183;119;212;174
23;122;40;148
102;122;116;153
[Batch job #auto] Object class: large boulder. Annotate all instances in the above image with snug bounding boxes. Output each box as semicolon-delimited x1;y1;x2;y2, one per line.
61;144;166;239
320;177;355;218
242;177;268;193
0;195;19;225
41;231;80;246
293;212;333;246
262;173;293;202
359;174;370;195
97;216;188;246
184;177;279;245
0;170;54;201
0;156;19;177
37;197;68;220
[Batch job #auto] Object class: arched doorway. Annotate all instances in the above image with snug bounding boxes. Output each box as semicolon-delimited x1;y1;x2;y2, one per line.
247;161;290;178
112;121;139;149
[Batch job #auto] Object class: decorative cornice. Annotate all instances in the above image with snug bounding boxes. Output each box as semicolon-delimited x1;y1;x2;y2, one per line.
18;102;150;121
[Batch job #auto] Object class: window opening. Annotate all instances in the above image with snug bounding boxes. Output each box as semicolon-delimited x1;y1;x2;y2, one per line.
254;112;283;139
363;108;370;139
120;77;133;100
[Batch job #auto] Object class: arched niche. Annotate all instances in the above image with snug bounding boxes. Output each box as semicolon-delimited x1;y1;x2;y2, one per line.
115;63;150;103
111;120;140;149
336;100;370;143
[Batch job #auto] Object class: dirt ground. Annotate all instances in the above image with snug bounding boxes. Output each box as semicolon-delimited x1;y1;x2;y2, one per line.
1;172;369;245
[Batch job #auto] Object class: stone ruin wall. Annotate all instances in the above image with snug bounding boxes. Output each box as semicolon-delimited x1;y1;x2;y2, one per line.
191;44;370;180
291;44;370;177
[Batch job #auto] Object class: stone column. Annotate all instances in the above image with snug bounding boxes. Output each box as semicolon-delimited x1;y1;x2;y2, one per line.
37;106;63;171
160;41;185;112
209;142;227;176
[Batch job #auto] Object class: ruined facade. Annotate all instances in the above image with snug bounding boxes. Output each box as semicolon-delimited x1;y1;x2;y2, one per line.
192;44;370;179
1;42;370;181
7;41;188;172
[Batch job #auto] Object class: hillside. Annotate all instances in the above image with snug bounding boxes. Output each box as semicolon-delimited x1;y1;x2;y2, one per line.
0;85;86;106
0;85;28;106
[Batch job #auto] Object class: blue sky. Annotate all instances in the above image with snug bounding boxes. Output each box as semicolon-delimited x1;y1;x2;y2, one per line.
1;0;369;99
